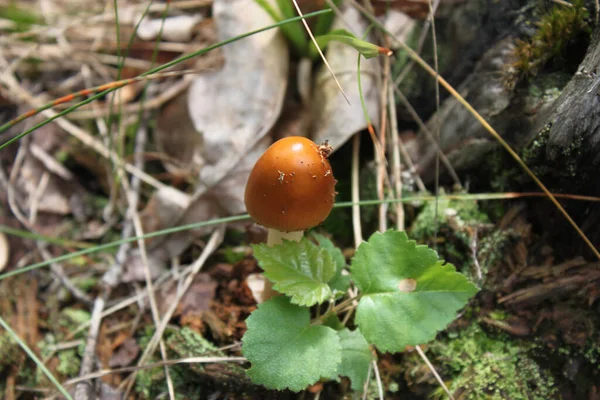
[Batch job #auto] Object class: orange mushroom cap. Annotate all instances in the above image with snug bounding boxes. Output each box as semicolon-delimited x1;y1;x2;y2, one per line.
244;136;337;232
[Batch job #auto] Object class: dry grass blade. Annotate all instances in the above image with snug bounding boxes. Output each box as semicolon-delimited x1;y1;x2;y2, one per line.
416;345;454;400
291;0;350;104
65;356;246;386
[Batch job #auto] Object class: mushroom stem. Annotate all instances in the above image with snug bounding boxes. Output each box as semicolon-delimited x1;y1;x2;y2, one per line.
267;229;304;246
263;229;304;300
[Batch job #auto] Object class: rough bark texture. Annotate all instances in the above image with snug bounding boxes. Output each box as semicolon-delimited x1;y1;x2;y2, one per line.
404;0;600;253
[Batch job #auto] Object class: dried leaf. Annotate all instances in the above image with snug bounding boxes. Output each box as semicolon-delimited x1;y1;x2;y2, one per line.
181;273;218;314
108;338;140;368
310;7;381;150
188;0;288;196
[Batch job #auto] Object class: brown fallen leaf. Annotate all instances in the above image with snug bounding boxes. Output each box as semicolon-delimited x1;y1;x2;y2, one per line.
108;338;140;368
181;273;218;315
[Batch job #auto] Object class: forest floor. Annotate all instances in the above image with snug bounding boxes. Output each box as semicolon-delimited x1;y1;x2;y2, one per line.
0;0;599;399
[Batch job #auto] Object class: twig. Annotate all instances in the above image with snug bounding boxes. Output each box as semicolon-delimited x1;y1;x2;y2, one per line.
65;356;246;386
393;86;461;188
372;360;384;400
351;134;363;247
361;362;373;400
469;228;482;283
377;38;391;233
415;345;454;400
388;84;404;231
38;244;94;307
74;297;105;400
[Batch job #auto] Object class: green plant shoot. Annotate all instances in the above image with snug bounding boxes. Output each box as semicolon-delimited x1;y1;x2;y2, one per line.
242;230;479;392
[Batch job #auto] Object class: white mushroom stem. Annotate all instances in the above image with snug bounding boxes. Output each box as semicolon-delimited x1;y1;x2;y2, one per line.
262;229;304;300
267;229;304;246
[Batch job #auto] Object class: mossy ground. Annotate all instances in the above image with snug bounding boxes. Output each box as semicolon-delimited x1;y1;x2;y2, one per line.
402;323;558;400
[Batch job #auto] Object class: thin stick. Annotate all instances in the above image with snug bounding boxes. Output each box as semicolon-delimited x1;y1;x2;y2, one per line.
74;297;105;400
351;134;363;247
393;86;461;187
388;84;404;231
291;0;350;104
64;356;246;386
0;316;73;400
415;345;454;400
377;38;391;232
372;360;384;400
361;362;373;400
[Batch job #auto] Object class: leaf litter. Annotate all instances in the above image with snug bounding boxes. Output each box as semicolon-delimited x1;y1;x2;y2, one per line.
0;0;598;398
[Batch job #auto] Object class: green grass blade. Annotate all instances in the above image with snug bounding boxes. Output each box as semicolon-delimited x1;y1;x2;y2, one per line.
0;9;331;150
0;315;74;400
0;214;249;281
3;191;594;281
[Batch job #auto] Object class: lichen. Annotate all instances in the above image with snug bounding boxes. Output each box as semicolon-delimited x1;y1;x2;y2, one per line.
407;324;559;399
522;121;584;181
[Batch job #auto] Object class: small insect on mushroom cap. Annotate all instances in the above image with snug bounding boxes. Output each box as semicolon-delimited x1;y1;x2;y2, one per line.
244;136;337;232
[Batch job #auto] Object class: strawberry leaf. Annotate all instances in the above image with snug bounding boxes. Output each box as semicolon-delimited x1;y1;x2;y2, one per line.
350;230;478;353
242;297;341;391
252;238;335;306
338;328;373;391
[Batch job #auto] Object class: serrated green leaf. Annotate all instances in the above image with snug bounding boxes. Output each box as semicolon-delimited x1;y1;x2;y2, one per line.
310;29;390;59
242;297;341;391
338;329;373;391
252;238;335;306
350;230;478;353
311;233;350;294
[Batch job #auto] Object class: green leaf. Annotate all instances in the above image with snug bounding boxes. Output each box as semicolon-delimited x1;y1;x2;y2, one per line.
310;29;391;59
252;238;335;306
350;230;478;353
258;0;307;55
338;329;373;391
311;233;350;294
313;0;342;36
242;297;341;391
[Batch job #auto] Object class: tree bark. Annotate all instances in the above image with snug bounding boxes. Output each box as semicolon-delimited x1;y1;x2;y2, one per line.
404;0;600;253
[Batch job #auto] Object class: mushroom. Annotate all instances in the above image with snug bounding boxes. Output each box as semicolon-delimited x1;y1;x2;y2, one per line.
244;136;337;299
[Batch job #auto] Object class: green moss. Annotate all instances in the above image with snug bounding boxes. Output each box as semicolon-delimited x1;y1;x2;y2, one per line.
410;193;489;277
508;0;591;84
57;349;81;377
477;230;518;287
420;324;558;399
59;308;91;334
135;327;246;399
